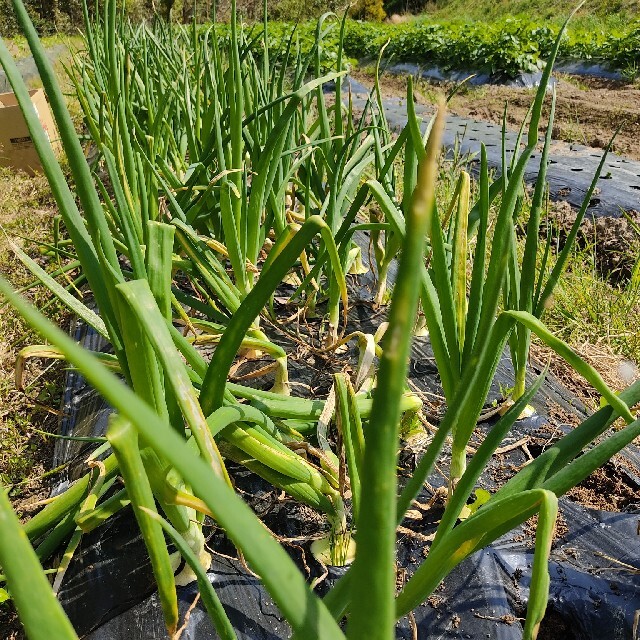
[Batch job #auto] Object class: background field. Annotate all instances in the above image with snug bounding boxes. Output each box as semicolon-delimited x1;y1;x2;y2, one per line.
1;0;637;36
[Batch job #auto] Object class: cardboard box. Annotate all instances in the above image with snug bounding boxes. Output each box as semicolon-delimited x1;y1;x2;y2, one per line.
0;88;61;175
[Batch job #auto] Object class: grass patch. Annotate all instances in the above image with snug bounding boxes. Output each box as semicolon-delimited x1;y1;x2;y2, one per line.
544;244;640;370
1;33;80;60
0;41;82;508
417;0;637;30
0;167;67;505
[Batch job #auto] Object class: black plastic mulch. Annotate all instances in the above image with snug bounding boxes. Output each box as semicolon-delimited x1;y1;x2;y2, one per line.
51;270;640;638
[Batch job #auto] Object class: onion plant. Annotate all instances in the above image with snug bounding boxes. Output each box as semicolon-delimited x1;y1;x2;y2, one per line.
352;3;629;491
0;0;415;630
68;0;350;358
505;103;619;402
70;0;407;346
2;2;639;640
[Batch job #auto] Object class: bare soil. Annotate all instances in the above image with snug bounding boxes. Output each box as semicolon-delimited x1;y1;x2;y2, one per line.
544;201;640;281
449;75;640;162
531;341;640;415
567;458;640;511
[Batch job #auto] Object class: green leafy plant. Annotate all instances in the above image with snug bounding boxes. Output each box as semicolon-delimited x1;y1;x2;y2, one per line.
340;17;638;77
0;1;415;628
0;3;638;640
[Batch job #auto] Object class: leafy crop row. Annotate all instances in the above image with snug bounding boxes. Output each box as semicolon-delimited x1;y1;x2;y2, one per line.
237;18;640;78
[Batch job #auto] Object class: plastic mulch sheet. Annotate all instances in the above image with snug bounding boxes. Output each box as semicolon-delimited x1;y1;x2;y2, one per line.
336;76;640;218
52;298;640;638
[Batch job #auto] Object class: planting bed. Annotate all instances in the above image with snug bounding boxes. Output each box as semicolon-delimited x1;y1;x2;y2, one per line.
342;76;640;217
360;65;640;161
54;262;640;639
243;18;640;80
445;74;640;162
